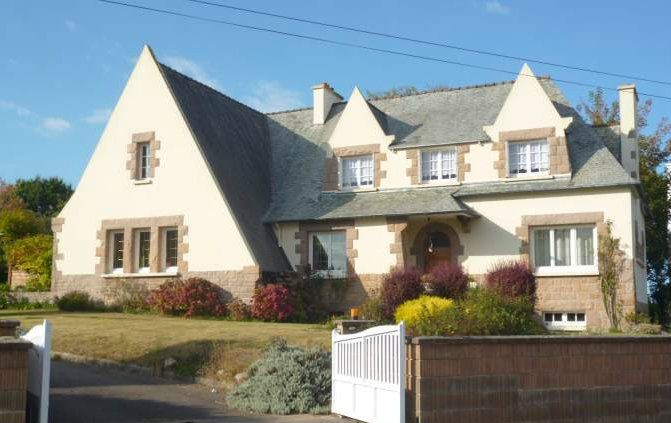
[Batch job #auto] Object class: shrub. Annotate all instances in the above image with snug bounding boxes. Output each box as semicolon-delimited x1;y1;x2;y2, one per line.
104;279;149;313
425;263;469;299
148;278;227;318
0;285;16;309
380;267;423;320
251;284;295;322
395;295;455;335
228;297;251;321
485;260;536;299
9;234;52;291
361;293;385;323
57;291;96;311
226;340;331;414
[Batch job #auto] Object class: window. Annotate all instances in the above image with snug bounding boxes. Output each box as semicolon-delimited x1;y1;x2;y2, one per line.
421;149;457;183
543;311;586;330
309;231;346;278
341;155;373;189
532;226;597;273
108;230;124;274
134;230;151;273
162;228;179;272
137;142;150;179
508;139;548;176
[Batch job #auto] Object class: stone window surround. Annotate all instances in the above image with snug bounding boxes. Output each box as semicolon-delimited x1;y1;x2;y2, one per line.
95;216;188;276
126;131;161;180
492;127;571;179
405;145;471;185
294;220;358;277
323;144;386;191
386;217;408;267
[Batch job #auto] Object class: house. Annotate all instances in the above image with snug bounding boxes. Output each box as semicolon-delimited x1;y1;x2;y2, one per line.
52;45;647;330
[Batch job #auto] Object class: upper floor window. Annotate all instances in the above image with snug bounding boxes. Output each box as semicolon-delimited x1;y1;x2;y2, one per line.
108;230;124;274
421;149;457;183
137;142;151;180
508;139;548;177
134;229;151;273
531;225;597;274
162;227;179;272
341;155;373;189
309;231;346;278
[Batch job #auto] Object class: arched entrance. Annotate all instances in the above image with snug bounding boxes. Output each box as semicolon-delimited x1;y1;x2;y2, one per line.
410;222;463;272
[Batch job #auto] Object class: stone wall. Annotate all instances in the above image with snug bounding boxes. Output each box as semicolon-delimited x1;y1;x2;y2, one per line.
406;336;671;423
0;337;30;423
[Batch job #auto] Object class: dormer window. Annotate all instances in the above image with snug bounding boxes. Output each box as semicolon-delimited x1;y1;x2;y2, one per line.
340;155;373;189
137;142;151;180
508;139;548;177
421;149;457;183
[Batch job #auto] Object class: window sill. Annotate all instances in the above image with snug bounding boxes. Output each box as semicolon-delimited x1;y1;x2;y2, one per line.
418;180;461;188
502;174;553;182
534;269;599;277
102;272;179;279
313;270;348;279
333;188;377;194
133;179;153;185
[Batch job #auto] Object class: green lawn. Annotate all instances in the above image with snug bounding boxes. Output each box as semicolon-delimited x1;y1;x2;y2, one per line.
1;310;331;383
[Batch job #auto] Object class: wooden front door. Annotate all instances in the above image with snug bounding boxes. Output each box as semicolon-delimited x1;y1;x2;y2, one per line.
424;231;452;272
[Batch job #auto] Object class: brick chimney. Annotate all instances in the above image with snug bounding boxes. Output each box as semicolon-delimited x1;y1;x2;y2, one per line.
312;83;342;125
618;84;639;180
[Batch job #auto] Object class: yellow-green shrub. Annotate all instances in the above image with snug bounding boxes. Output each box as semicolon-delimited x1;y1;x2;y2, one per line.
394;295;455;335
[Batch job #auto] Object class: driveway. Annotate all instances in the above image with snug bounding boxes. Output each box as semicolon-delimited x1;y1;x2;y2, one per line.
50;360;346;423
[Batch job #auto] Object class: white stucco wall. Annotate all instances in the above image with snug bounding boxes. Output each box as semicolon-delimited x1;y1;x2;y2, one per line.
274;222;300;270
55;46;255;275
353;217;396;274
463;142;499;182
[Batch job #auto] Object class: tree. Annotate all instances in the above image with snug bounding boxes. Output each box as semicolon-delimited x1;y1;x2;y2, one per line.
0;208;42;287
14;176;73;217
579;90;671;322
598;221;625;330
0;179;24;212
365;84;450;100
8;234;52;291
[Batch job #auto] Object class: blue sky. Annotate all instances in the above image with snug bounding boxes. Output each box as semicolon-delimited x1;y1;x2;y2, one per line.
1;0;670;185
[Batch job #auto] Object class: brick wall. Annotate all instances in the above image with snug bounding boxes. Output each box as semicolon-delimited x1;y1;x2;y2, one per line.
406;336;671;423
0;338;30;423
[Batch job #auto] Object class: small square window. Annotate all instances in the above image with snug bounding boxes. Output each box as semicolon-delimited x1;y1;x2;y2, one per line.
567;313;576;322
544;313;552;322
340;155;373;189
577;313;586;322
553;313;563;322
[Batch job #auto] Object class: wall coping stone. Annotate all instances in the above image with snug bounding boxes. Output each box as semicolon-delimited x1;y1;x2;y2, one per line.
0;337;31;349
411;335;671;345
0;320;20;329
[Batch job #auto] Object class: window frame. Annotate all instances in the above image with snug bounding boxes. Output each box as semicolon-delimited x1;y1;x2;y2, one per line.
137;142;151;180
161;227;179;273
507;139;549;178
419;147;458;184
133;229;151;273
308;230;347;279
338;154;374;191
543;311;587;331
530;225;598;275
107;230;125;274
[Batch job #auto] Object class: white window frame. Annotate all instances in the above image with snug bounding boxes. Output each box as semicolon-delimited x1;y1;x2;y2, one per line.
133;229;151;273
530;225;598;275
308;231;347;279
419;147;458;184
543;311;587;331
339;155;374;190
137;142;151;180
507;139;549;177
107;230;125;274
161;227;179;273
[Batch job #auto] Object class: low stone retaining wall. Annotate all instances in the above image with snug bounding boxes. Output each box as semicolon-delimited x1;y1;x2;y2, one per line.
406;335;671;423
0;337;30;423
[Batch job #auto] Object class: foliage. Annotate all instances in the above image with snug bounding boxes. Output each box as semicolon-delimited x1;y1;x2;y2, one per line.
380;266;424;320
624;311;651;325
291;271;329;323
577;88;619;126
361;292;385;323
425;263;469;299
5;296;56;311
13;176;73;218
0;284;16;309
485;259;536;300
57;291;97;311
103;279;149;313
0;208;42;248
598;221;625;330
148;278;227;318
0;179;24;212
228;297;252;321
251;284;295;322
365;84;450;100
394;295;455;335
7;234;52;291
226;339;331;415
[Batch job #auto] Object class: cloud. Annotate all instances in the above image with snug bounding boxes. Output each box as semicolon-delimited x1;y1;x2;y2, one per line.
163;56;221;90
484;0;510;14
244;81;304;113
0;99;35;118
84;108;112;124
42;117;71;132
65;20;77;31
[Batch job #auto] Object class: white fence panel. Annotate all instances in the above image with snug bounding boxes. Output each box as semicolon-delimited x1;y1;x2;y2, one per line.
331;322;405;423
21;320;52;423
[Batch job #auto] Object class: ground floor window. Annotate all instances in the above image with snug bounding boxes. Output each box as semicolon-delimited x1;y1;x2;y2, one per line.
531;225;597;274
543;311;586;330
162;227;179;272
107;230;124;274
309;231;346;278
134;229;151;273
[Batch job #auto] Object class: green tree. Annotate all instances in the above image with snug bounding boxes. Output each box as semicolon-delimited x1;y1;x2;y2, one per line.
577;88;619;126
8;234;52;291
0;208;42;286
14;176;73;217
598;221;625;330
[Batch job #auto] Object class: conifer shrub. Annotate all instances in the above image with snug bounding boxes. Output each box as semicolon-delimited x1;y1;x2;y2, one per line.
380;267;423;320
226;340;331;414
425;262;469;299
485;260;536;300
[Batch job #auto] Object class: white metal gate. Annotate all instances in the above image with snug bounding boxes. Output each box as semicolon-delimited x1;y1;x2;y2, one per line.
331;322;405;423
21;319;52;423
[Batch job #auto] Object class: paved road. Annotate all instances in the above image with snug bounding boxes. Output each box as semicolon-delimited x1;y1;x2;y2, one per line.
50;360;346;423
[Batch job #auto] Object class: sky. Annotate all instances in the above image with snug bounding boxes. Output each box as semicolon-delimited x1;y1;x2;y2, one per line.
1;0;670;186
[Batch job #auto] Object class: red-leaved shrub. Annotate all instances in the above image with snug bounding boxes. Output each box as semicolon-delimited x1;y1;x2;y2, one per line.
426;262;469;299
228;297;251;321
485;260;536;300
148;278;227;317
251;284;295;322
381;267;423;319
